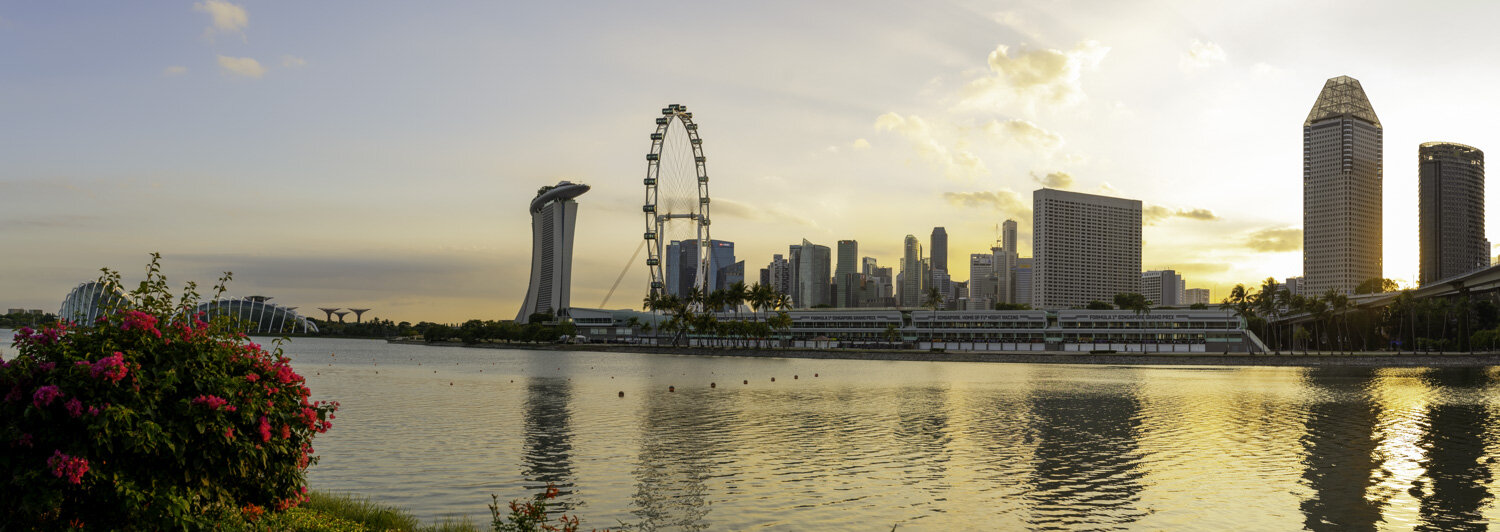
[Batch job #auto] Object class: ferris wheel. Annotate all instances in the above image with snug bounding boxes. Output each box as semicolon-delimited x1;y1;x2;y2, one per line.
643;103;711;303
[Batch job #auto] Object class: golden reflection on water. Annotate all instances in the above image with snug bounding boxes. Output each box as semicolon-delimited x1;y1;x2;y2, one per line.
285;337;1500;529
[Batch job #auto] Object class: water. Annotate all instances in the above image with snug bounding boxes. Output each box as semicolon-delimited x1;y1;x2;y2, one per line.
8;332;1500;529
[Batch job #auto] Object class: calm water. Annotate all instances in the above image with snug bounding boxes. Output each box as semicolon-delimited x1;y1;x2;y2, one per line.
8;332;1500;529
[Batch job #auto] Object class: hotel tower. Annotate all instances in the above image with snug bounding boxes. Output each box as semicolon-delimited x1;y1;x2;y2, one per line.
1303;76;1382;295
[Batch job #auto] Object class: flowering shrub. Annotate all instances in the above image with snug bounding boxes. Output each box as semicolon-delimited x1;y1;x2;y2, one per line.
0;255;337;528
491;485;595;532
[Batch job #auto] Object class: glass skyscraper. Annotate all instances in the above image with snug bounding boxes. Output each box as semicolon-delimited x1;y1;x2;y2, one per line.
1419;142;1486;285
517;181;589;322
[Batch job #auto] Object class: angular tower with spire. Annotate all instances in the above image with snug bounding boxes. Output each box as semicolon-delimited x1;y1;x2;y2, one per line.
1303;75;1383;295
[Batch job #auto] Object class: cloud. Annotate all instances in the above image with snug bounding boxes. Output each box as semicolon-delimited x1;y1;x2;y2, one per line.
959;40;1109;113
942;189;1032;221
1179;40;1226;71
217;55;265;78
711;198;818;228
1031;171;1073;189
163;66;188;76
875;112;987;181
984;118;1063;152
281;55;307;68
194;0;248;39
852;138;871;151
990;11;1043;42
1143;205;1221;224
1244;227;1301;252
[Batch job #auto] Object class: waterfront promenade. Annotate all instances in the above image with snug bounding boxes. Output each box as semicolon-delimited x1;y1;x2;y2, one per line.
390;339;1500;368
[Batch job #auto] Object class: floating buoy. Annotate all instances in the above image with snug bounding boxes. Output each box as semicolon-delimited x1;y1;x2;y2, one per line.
618;391;624;397
449;382;453;386
814;373;819;377
743;380;748;385
710;382;716;388
771;377;776;382
794;375;798;379
669;386;675;392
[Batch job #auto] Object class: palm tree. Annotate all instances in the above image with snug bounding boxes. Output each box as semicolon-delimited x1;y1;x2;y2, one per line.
1255;278;1283;354
768;311;793;348
1324;290;1350;354
749;283;774;323
924;287;945;345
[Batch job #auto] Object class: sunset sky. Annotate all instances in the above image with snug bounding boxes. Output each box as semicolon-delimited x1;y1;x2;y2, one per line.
5;1;1500;323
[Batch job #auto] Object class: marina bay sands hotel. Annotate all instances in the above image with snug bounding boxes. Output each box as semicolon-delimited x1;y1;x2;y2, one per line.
516;181;590;323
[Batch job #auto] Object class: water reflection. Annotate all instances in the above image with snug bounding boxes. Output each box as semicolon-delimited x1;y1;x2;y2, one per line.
1023;378;1148;529
894;385;953;501
1415;369;1493;530
521;377;575;494
630;388;725;531
1299;369;1385;530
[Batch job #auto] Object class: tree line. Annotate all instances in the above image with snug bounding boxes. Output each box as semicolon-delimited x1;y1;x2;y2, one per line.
1219;277;1500;354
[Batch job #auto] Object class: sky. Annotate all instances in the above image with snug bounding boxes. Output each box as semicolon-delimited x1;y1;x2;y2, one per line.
4;1;1500;323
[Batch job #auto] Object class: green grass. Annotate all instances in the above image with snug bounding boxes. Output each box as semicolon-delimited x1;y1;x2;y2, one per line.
294;491;479;532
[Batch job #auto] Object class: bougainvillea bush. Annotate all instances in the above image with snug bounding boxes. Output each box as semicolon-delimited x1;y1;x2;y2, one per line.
0;255;337;528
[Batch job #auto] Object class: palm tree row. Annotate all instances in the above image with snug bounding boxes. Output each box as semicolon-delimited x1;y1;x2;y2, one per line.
1220;277;1500;354
641;281;794;348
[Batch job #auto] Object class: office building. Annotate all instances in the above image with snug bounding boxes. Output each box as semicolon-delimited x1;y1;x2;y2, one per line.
1141;270;1185;307
836;240;859;307
796;239;831;308
1014;258;1034;306
518;181;589;322
1284;276;1303;297
930;227;948;274
1185;288;1211;306
998;219;1019;304
1032;188;1142;309
900;235;923;307
1419;142;1486;285
665;239;736;296
766;254;792;297
1304;75;1382;295
969;253;995;310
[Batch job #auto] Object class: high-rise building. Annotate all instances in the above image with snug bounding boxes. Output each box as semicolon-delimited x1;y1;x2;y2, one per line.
930;227;948;274
665;239;735;296
862;256;878;276
1032;188;1142;309
517;181;589;323
930;269;951;308
1013;258;1034;306
796;239;832;308
998;219;1019;303
1141;270;1184;307
871;265;894;304
835;240;859;307
969;253;995;310
900;235;923;307
789;244;802;303
766;254;792;297
1419;142;1486;285
1304;75;1383;295
1284;276;1303;297
1184;288;1211;306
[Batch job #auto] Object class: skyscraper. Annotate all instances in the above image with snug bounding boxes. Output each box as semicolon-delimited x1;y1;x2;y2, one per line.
766;254;792;296
900;235;923;307
1419;142;1486;285
969;253;995;309
1141;270;1184;307
1013;258;1033;306
930;227;948;274
1304;75;1383;295
796;239;831;308
517;181;589;323
665;239;735;296
1032;188;1142;309
835;240;859;307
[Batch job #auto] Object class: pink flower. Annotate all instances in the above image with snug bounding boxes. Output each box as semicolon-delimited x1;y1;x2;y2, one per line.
33;385;63;408
190;394;230;411
225;428;235;440
245;373;260;383
86;405;102;416
18;433;33;448
90;352;128;383
64;398;84;418
258;416;272;442
38;362;56;372
119;310;162;338
47;450;89;484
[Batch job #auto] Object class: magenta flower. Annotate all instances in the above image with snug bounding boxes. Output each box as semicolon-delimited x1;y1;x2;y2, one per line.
32;385;63;408
47;450;89;484
257;416;273;442
119;310;162;338
90;352;128;383
64;398;84;418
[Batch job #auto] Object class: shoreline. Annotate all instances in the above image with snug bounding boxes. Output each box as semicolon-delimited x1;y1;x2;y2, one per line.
385;338;1500;368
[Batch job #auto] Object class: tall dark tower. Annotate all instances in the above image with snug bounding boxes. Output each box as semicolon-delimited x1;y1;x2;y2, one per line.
930;227;948;274
1419;142;1486;285
1304;76;1383;295
517;181;590;323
